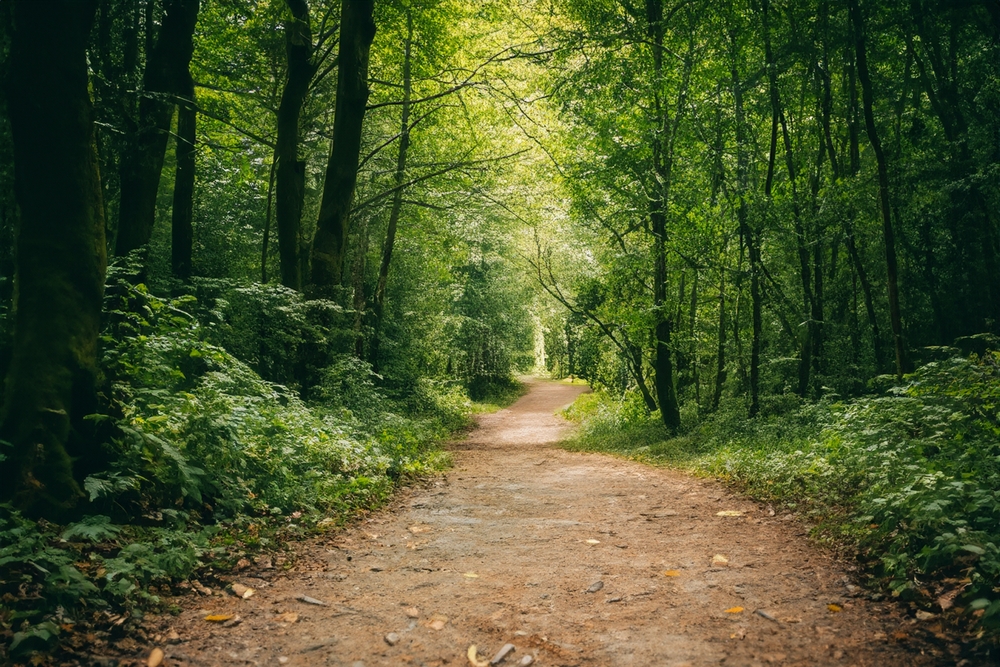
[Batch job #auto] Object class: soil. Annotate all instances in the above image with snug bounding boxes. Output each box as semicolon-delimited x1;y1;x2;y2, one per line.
134;380;956;666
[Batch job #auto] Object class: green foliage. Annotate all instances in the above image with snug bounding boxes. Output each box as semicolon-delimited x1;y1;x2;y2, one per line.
564;353;1000;635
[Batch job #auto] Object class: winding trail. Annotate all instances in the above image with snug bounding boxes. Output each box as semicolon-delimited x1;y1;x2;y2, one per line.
155;380;942;666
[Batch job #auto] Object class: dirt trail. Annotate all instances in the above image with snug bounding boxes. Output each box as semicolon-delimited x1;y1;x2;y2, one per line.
149;380;945;666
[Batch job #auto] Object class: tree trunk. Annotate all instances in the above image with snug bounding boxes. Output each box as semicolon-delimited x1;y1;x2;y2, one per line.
309;0;376;294
115;0;200;258
1;0;107;518
275;0;316;291
351;220;369;358
729;28;761;417
261;156;277;283
646;0;683;431
712;269;726;411
762;0;814;396
369;10;413;372
848;0;908;377
171;85;196;279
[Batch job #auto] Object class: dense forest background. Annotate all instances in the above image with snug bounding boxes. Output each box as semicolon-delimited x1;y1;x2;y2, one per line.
0;0;999;660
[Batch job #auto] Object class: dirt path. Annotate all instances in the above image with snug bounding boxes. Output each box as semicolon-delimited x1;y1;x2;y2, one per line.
147;380;947;666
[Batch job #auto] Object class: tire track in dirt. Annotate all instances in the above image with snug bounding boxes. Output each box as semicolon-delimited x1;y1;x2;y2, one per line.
149;379;946;666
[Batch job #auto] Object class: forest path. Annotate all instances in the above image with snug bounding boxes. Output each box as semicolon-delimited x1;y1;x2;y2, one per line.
155;379;941;667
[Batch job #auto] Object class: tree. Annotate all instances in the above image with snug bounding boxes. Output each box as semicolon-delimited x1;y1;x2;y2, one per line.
275;0;317;290
309;0;377;294
115;0;200;259
0;0;107;517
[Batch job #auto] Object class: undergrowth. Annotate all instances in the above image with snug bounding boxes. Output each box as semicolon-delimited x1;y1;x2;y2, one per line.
562;352;1000;645
0;276;479;662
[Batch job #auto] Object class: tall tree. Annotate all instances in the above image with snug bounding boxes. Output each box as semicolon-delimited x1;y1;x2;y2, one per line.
115;0;200;258
275;0;316;290
309;0;376;294
171;75;196;278
1;0;107;517
848;0;907;377
369;9;414;371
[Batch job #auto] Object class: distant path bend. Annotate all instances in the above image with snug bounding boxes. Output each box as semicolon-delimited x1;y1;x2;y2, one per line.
157;379;941;666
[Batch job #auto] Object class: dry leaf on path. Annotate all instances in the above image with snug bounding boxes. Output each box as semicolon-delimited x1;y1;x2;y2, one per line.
585;539;600;544
275;612;299;623
716;510;744;517
827;604;843;613
663;570;681;577
467;645;490;667
731;628;746;640
231;583;255;599
463;572;479;578
725;606;745;613
147;647;164;667
711;554;729;567
204;614;233;622
428;614;448;630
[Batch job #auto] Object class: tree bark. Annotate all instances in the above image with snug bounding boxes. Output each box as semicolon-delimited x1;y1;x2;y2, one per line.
115;0;200;258
275;0;316;291
171;85;196;279
848;0;908;377
309;0;376;294
369;10;413;372
1;0;107;518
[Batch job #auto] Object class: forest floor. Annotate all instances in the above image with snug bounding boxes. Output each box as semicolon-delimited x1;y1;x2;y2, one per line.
129;379;953;667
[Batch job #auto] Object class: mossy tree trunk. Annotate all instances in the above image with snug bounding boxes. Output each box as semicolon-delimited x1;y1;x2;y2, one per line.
0;0;107;518
309;0;376;295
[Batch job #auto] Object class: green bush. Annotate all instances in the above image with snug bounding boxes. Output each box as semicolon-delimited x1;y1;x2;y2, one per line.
563;353;1000;633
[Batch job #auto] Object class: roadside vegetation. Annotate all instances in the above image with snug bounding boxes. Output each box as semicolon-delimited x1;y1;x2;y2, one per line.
563;351;1000;647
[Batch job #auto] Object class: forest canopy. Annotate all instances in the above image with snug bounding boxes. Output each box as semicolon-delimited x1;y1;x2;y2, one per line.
0;0;999;659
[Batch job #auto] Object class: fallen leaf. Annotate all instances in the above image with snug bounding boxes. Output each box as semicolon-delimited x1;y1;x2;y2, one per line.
147;647;164;667
716;510;744;517
891;630;908;641
428;613;448;631
711;554;729;567
275;612;299;623
915;610;937;621
663;570;681;577
204;614;233;622
731;628;746;640
585;539;600;544
827;604;842;613
463;572;479;578
780;616;802;623
725;606;745;613
467;645;490;667
231;583;255;599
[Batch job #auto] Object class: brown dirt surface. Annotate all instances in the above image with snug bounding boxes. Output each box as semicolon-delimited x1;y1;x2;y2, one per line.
133;380;957;666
